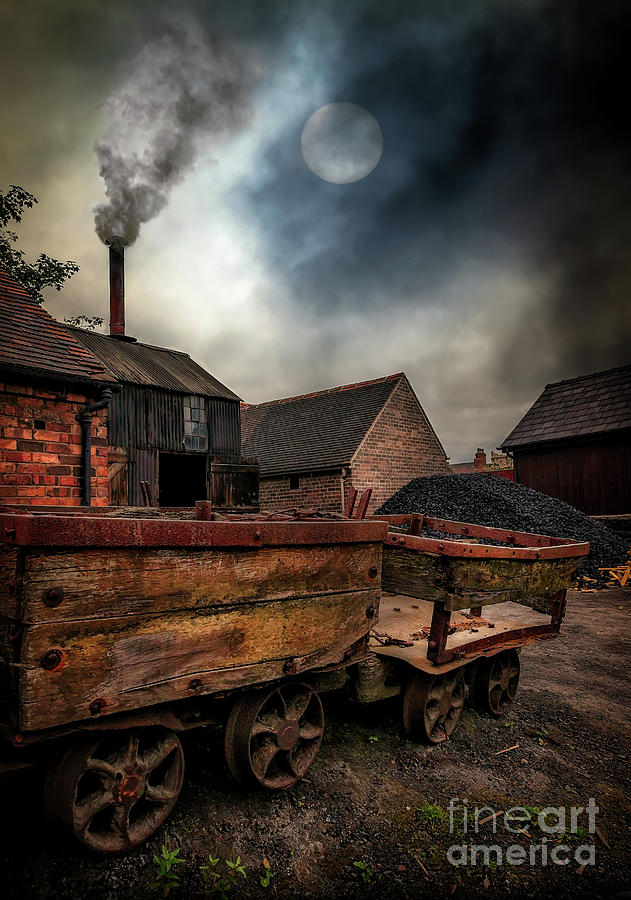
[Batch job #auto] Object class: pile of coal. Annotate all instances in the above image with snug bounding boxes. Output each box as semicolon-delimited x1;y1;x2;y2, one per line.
376;474;628;585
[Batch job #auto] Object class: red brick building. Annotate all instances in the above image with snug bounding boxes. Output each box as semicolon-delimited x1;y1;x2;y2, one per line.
241;373;449;513
0;268;115;507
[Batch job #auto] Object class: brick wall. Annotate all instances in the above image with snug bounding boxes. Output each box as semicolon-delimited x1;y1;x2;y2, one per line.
349;377;449;513
0;380;109;507
259;470;343;512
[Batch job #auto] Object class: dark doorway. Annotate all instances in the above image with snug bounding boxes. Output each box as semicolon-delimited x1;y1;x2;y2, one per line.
159;453;207;507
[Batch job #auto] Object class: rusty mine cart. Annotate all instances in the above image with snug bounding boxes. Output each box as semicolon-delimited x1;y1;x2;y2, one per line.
0;504;588;853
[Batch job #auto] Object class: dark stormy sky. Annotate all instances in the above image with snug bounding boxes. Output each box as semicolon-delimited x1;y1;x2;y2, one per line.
1;0;630;461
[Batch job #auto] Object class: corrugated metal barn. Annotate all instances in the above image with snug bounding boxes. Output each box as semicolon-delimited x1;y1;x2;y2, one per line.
70;327;257;508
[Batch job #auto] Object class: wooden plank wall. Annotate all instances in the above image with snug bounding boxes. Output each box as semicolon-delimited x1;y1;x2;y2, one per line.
515;433;631;515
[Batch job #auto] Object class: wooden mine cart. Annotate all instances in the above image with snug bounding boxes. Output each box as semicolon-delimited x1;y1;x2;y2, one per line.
0;509;387;852
352;512;589;745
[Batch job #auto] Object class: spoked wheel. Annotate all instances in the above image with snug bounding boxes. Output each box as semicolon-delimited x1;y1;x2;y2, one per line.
472;650;520;717
44;728;185;853
403;670;465;744
225;682;324;790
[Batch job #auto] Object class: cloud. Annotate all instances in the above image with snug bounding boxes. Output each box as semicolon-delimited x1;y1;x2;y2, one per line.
1;0;629;463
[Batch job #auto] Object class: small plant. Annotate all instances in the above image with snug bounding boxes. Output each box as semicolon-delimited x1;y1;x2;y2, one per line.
200;854;247;898
353;860;373;884
416;802;448;831
260;858;274;888
151;845;185;896
368;735;379;743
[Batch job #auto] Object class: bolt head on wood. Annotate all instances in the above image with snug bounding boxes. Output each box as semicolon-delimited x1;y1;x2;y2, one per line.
43;586;65;607
41;649;63;670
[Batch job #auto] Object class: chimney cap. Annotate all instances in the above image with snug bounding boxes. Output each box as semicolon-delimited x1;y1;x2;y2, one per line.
106;235;128;249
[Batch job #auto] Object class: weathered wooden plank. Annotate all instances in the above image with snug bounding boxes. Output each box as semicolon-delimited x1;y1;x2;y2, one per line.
382;546;579;612
0;546;19;620
19;588;380;731
444;557;580;611
20;544;382;624
381;547;444;601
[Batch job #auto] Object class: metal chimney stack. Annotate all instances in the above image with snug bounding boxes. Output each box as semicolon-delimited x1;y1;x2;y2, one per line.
106;236;126;337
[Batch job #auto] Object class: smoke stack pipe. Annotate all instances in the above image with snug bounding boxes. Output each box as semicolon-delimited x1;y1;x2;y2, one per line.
106;236;126;336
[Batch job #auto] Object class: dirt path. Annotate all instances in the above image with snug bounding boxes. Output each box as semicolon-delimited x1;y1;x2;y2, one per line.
2;588;630;899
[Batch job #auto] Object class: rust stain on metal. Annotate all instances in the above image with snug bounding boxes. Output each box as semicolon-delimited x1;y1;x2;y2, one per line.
0;513;387;549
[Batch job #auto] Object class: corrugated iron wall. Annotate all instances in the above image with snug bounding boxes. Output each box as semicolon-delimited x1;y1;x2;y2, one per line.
207;397;241;456
110;386;184;451
108;385;242;505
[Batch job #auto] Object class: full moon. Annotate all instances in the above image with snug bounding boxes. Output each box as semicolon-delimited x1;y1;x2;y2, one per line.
301;103;383;184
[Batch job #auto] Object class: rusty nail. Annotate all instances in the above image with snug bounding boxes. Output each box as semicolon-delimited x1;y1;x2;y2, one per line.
368;566;378;579
428;640;438;651
434;573;446;586
188;678;203;694
366;605;376;619
283;659;298;676
43;586;65;608
438;543;445;550
398;536;405;545
41;649;63;670
254;531;262;540
90;698;106;716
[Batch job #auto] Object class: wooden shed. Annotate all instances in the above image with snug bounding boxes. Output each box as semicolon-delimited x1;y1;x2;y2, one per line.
70;327;257;509
502;364;631;515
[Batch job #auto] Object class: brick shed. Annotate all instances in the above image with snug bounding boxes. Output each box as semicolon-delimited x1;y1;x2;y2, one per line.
241;373;449;513
502;364;631;515
0;268;116;507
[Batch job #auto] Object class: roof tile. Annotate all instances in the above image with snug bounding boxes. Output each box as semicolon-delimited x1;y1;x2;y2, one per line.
0;269;113;384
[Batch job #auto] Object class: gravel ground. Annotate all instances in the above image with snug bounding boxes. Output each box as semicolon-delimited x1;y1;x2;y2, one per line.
2;588;630;900
376;475;629;584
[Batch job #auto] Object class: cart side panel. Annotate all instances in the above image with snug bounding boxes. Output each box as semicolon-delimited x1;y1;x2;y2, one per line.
443;556;581;611
0;546;20;710
19;543;381;623
381;546;443;600
382;545;580;612
18;587;380;731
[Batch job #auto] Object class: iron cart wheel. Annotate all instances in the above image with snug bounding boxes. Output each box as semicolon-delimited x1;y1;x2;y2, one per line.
402;669;466;744
44;728;185;853
471;650;520;717
225;682;324;789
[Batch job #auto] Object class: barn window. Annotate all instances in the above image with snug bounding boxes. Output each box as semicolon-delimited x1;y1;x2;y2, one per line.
183;396;207;450
289;474;300;490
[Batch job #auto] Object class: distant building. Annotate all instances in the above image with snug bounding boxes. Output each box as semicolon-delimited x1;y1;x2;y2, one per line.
450;448;514;479
502;364;631;514
241;373;449;513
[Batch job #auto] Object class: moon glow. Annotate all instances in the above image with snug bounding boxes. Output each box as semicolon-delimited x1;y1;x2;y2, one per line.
301;102;383;184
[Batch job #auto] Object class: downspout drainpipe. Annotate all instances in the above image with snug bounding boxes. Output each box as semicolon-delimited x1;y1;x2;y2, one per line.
76;387;114;506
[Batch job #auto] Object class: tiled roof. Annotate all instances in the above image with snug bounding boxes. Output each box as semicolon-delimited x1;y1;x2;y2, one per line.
68;327;241;401
0;268;113;384
241;374;404;476
502;364;631;448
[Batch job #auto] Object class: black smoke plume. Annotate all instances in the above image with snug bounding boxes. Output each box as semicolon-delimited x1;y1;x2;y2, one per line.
94;18;255;244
